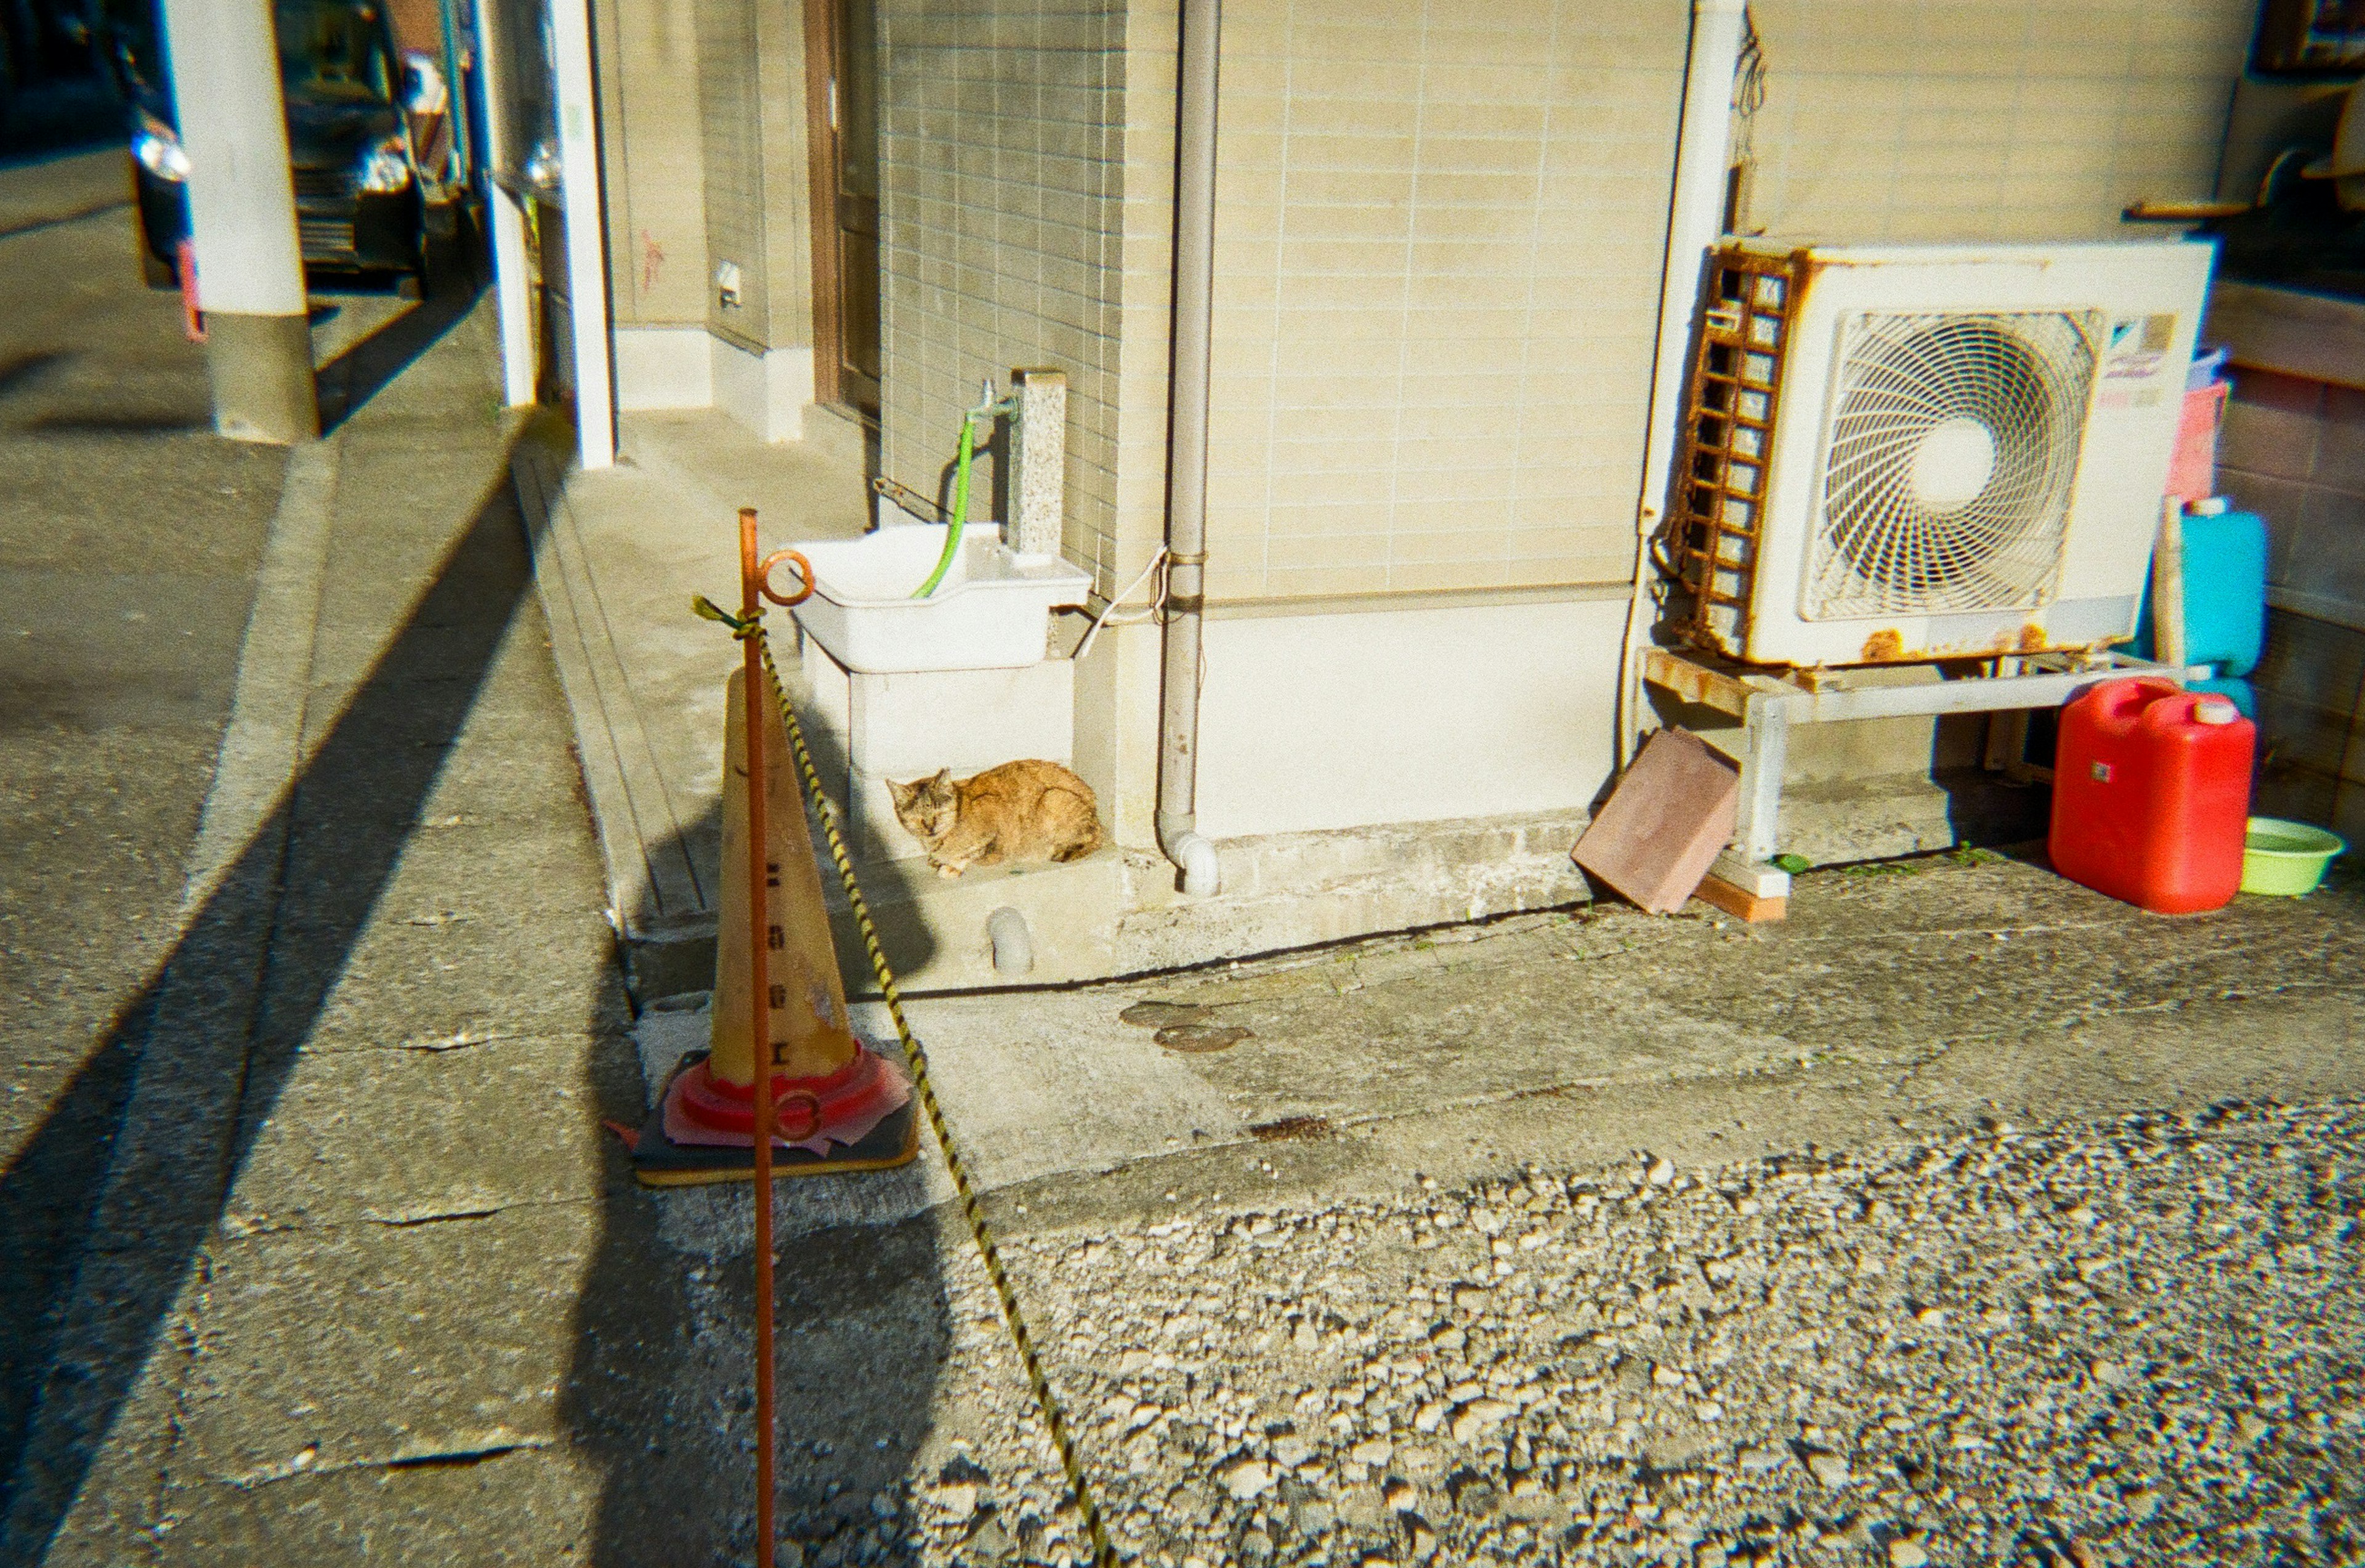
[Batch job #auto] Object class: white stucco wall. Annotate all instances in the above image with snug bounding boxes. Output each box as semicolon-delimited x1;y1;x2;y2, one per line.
1193;592;1627;839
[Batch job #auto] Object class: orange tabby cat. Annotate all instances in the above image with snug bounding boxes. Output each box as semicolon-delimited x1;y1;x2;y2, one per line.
886;760;1103;877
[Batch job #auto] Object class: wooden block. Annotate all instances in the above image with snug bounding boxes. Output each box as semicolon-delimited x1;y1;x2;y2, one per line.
1571;728;1740;915
1692;873;1787;923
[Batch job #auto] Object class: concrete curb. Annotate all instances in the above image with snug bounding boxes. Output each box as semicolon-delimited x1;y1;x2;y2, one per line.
511;429;714;1001
180;437;341;913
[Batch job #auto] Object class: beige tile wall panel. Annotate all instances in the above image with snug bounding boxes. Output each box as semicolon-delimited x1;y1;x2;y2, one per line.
1744;0;2252;245
753;0;818;339
596;0;710;326
1201;0;1689;602
877;0;1139;596
695;0;770;348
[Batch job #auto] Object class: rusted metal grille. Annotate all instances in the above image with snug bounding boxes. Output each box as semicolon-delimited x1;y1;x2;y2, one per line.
291;166;353;204
1671;248;1806;658
297;217;357;256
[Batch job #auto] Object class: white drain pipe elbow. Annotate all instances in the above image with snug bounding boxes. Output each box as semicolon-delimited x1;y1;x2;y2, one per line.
1158;822;1221;899
987;906;1034;977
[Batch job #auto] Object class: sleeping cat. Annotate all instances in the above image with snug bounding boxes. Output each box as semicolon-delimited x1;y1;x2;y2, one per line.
886;760;1103;877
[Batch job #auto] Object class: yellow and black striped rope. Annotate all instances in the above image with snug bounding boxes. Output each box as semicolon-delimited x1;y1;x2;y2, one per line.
695;596;1115;1568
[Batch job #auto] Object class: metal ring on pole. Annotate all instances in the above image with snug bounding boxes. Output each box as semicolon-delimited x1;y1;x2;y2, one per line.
772;1088;824;1143
758;548;817;607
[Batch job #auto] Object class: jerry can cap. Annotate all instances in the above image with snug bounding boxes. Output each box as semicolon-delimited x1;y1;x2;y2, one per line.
2194;698;2239;725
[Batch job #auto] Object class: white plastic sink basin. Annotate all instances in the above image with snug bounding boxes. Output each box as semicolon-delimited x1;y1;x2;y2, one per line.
787;523;1090;673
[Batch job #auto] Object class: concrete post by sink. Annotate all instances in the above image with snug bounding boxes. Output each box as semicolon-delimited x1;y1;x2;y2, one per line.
1008;369;1066;558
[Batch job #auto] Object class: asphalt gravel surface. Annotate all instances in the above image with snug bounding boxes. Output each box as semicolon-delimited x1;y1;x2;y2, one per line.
727;1099;2363;1568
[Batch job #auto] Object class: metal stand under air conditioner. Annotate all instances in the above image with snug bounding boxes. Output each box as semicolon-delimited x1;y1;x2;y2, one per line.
1642;645;2201;901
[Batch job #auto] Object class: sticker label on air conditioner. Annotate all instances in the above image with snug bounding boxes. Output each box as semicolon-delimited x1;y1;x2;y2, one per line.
2096;313;2177;409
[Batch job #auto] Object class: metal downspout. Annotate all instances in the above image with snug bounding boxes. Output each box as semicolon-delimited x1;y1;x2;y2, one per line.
1615;0;1750;768
1157;0;1221;896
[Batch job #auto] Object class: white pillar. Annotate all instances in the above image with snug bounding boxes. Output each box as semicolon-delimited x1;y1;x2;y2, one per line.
163;0;318;442
469;0;537;408
549;0;614;469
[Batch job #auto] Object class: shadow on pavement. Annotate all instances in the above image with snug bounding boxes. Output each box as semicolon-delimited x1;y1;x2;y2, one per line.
315;272;484;434
0;83;123;168
21;410;206;435
0;353;68;399
562;1172;956;1568
0;427;534;1557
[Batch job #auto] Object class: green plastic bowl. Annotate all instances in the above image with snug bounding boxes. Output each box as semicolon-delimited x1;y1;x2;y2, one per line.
2241;817;2346;897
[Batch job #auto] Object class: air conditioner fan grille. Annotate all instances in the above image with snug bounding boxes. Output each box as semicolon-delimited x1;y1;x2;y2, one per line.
1806;310;2096;621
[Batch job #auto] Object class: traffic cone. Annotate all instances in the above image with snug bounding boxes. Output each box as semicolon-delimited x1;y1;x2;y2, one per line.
629;665;915;1186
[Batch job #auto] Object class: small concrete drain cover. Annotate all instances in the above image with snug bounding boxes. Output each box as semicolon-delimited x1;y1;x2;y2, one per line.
1120;1000;1205;1028
1154;1024;1252;1053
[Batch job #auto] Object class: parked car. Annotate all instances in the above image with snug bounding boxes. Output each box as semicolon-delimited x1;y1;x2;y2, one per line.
1;0;112;137
108;0;431;290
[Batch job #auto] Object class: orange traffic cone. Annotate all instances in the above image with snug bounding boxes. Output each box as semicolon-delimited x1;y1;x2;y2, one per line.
630;663;915;1186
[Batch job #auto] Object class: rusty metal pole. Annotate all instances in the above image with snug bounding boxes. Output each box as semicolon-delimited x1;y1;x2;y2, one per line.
740;506;778;1566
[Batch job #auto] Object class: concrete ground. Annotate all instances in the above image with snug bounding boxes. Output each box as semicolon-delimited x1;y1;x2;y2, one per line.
0;143;415;1533
620;849;2364;1568
4;150;2359;1568
0;155;628;1564
1;143;285;1528
519;404;874;992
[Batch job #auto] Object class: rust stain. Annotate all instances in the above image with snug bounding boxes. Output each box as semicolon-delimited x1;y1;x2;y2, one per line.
1860;629;1906;663
2017;623;2050;652
1643;649;1758;716
1248;1115;1333;1142
1647;650;1719;708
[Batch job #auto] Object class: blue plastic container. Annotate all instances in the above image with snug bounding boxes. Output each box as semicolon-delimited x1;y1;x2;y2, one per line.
2135;506;2268;678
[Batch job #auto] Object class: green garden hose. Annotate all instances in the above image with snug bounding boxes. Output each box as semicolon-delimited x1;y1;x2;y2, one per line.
913;378;1001;599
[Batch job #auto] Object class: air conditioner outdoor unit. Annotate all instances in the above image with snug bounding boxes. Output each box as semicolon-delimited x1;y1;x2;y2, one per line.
1668;239;2215;668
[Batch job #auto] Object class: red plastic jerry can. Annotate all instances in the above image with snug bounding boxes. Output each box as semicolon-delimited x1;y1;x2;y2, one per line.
2049;678;2254;914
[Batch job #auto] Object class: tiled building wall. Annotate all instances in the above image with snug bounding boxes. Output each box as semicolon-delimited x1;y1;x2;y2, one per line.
1744;1;2252;243
596;0;711;328
2218;368;2365;843
750;0;820;344
696;0;774;348
1200;0;1689;602
876;0;1137;595
875;0;2254;609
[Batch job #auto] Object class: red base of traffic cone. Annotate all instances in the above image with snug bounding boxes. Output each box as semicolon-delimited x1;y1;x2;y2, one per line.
628;1045;918;1187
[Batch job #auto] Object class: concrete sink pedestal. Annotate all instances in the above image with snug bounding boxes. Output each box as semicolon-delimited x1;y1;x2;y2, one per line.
785;629;1121;988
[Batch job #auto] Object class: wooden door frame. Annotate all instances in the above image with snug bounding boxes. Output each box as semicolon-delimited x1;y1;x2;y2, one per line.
801;0;855;414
